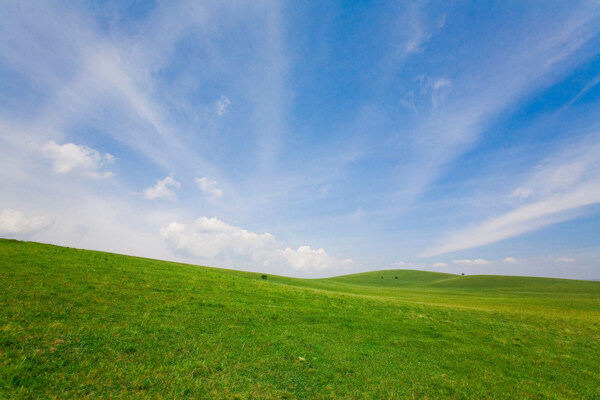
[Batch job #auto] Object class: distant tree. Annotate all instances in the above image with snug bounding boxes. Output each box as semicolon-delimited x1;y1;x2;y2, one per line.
461;273;465;276
261;274;268;280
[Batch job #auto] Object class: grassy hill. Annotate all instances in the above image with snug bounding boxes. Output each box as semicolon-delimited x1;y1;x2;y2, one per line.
324;269;457;287
1;239;599;399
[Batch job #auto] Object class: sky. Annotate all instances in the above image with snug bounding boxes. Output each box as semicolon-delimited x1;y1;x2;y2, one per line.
1;1;600;279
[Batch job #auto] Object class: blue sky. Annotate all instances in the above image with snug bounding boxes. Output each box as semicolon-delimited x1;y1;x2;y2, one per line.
1;1;599;278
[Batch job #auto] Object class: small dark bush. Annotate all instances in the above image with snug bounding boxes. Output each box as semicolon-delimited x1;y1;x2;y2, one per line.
261;274;268;280
461;273;465;276
395;276;398;279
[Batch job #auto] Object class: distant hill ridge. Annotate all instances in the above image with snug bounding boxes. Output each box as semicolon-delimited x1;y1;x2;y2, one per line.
321;268;600;293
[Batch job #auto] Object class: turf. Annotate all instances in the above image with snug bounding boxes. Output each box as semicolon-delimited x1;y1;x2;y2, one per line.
1;239;599;399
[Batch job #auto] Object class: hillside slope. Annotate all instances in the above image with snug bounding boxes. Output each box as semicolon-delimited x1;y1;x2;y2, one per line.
322;269;457;287
427;274;600;293
1;239;599;399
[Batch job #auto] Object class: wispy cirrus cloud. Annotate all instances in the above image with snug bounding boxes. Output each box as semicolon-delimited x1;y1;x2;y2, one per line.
0;1;194;173
0;1;288;183
215;95;231;116
422;137;600;257
431;78;452;107
401;3;446;54
394;4;600;207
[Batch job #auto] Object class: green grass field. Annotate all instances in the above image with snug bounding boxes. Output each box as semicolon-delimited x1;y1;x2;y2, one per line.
1;239;599;399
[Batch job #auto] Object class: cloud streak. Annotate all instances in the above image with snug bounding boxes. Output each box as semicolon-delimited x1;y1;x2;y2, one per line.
452;259;489;265
556;257;576;263
394;4;600;208
423;137;600;257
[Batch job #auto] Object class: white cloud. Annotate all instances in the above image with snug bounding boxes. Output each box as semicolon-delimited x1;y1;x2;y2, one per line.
195;177;223;200
144;175;180;200
423;138;600;257
161;217;276;259
511;187;534;200
161;216;352;272
452;258;489;265
431;78;452;107
0;1;223;178
556;257;576;263
423;183;600;257
405;27;428;53
402;5;445;54
272;246;353;272
216;95;231;116
43;141;114;178
0;209;52;236
396;8;600;211
502;257;517;263
394;260;448;268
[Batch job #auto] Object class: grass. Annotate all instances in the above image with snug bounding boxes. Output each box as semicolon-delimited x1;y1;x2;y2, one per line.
1;239;599;399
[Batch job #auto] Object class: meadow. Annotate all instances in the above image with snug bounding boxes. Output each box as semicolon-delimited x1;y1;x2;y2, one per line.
1;239;599;399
